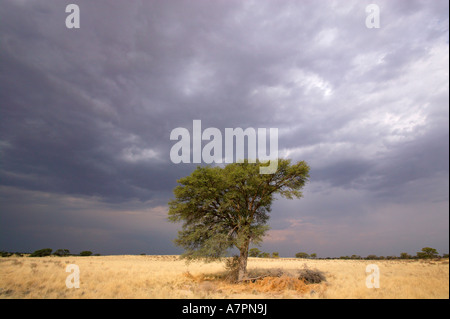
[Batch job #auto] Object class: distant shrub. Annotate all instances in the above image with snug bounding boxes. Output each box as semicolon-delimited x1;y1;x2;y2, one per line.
400;252;412;259
416;247;439;259
1;251;12;257
30;248;52;257
272;252;280;258
53;249;70;257
295;252;309;258
386;256;397;260
80;251;93;256
249;248;261;257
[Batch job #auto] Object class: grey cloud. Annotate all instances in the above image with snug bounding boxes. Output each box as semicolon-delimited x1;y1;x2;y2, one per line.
0;0;447;256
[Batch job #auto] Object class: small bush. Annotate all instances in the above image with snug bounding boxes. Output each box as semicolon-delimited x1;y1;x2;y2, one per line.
249;248;261;257
247;268;284;280
30;248;52;257
224;256;240;282
297;268;326;284
1;251;12;257
80;251;93;256
53;249;70;257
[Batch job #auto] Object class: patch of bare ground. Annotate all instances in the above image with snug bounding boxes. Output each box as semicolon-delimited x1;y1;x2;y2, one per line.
182;266;328;298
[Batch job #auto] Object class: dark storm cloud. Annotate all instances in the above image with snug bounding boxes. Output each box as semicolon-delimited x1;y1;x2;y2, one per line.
0;0;448;255
0;185;180;254
0;0;213;200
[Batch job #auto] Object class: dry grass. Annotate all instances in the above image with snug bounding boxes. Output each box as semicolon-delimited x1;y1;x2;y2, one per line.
0;255;448;299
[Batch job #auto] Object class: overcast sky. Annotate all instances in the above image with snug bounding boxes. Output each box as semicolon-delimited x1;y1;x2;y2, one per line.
0;0;448;257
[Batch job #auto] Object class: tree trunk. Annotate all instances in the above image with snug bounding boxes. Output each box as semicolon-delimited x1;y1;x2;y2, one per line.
237;240;250;281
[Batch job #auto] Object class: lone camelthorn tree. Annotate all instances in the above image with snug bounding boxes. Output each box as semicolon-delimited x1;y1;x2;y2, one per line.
168;159;310;281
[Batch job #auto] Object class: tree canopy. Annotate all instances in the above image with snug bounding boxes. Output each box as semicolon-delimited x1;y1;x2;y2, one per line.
416;247;439;259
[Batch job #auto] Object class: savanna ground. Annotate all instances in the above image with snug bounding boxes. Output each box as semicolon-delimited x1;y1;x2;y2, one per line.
0;255;448;299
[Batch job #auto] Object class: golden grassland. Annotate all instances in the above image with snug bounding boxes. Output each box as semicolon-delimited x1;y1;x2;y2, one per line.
0;255;448;299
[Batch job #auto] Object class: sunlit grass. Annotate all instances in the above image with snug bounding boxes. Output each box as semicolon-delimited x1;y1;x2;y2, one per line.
0;255;448;299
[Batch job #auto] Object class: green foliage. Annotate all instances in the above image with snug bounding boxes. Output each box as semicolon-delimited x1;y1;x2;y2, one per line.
30;248;52;257
295;252;309;258
1;251;12;257
400;252;411;259
53;249;70;257
310;253;317;258
416;247;439;259
1;251;25;257
386;256;397;260
259;252;270;258
272;252;280;258
168;159;310;265
366;254;378;260
80;251;93;256
249;248;261;257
